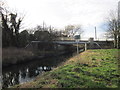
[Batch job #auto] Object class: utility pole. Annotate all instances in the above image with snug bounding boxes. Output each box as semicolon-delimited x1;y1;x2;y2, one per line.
95;26;97;40
85;43;87;51
77;39;79;54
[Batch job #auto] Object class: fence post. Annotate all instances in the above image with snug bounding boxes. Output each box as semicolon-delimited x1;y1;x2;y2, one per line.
85;43;87;51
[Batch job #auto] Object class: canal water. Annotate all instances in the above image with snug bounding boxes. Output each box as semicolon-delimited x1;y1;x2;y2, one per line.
2;52;75;88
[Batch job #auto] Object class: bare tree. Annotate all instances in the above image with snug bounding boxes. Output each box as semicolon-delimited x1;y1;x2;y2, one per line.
64;24;83;38
65;25;75;36
0;1;23;47
106;10;120;48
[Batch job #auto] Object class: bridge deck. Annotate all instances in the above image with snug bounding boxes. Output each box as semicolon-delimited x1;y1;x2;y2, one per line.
30;40;113;45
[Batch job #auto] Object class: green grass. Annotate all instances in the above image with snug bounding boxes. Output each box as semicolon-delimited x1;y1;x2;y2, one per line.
13;49;119;88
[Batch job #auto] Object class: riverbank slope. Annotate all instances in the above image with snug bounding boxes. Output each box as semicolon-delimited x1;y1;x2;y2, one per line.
13;49;119;88
2;48;36;67
2;48;68;67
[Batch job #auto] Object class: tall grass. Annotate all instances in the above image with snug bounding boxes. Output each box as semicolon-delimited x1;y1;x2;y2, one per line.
2;47;35;66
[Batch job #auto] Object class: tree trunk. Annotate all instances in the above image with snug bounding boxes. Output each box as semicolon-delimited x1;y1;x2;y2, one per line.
114;34;117;48
117;33;120;49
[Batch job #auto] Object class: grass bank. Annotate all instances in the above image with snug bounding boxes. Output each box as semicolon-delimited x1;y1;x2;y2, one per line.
13;49;119;88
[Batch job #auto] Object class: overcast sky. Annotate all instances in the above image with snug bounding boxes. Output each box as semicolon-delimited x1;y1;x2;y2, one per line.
4;0;120;39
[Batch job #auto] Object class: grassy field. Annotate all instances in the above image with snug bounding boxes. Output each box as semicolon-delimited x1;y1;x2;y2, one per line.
13;49;119;88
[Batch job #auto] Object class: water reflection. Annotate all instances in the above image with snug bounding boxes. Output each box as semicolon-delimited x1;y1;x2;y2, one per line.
2;52;74;88
2;66;52;88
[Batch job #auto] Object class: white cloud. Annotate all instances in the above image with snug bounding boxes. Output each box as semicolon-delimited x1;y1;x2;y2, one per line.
5;0;120;38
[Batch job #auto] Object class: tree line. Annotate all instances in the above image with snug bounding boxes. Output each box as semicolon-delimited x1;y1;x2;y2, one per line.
0;4;83;48
0;3;62;48
106;10;120;49
1;11;58;48
1;1;119;49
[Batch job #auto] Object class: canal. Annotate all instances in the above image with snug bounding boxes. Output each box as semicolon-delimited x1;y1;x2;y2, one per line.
2;52;76;88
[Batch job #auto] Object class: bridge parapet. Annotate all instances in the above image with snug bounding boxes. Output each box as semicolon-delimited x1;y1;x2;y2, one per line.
25;40;114;52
